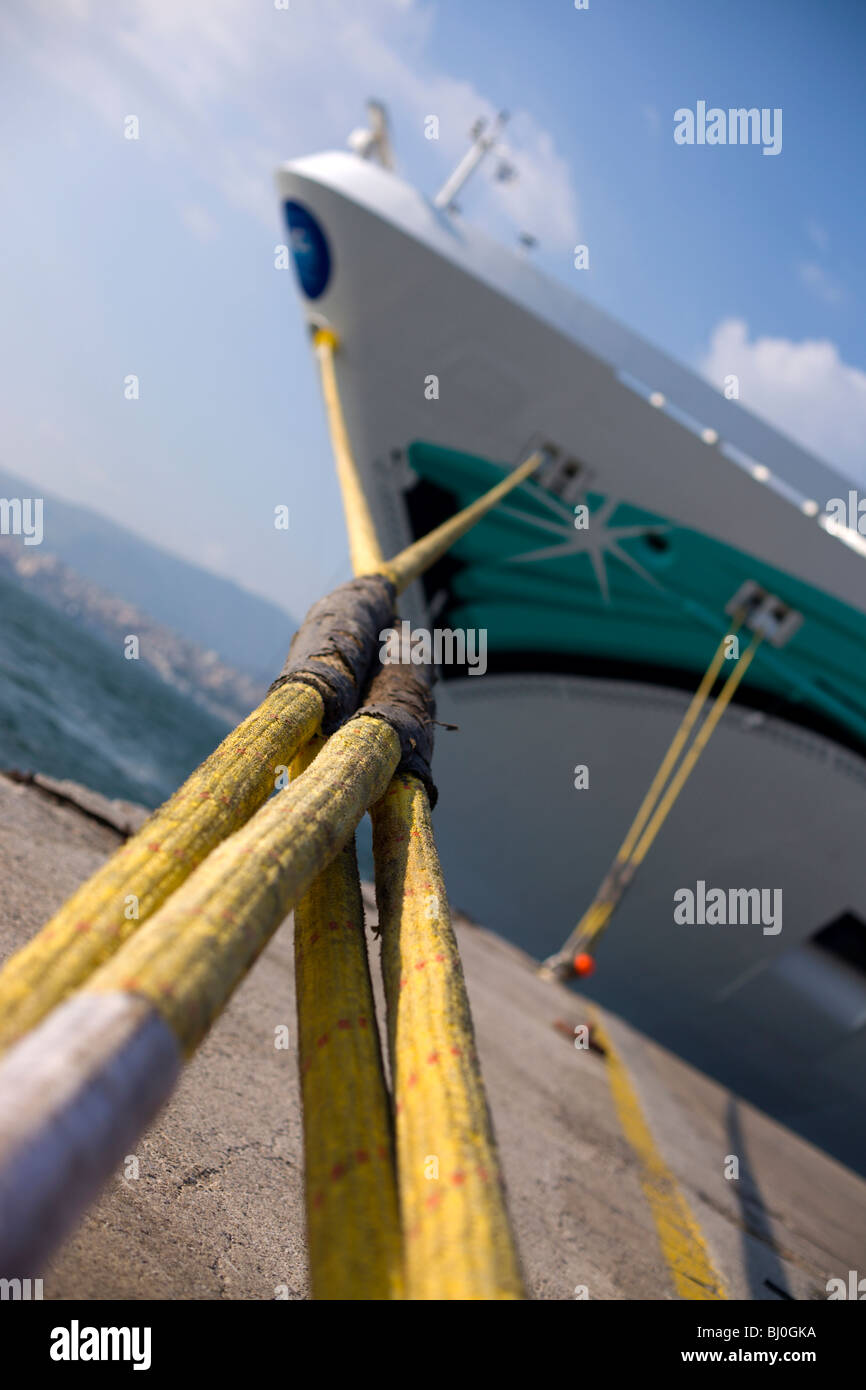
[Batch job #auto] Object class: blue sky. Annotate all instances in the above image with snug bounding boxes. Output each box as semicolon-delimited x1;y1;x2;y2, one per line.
1;0;864;620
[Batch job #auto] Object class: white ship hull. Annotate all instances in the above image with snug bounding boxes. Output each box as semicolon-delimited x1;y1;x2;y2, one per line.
276;152;866;1171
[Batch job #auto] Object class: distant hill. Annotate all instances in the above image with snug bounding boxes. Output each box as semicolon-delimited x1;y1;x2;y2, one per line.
0;466;295;681
0;543;263;726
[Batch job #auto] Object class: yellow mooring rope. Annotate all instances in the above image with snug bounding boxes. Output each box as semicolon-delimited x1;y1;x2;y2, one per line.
314;328;386;573
0;431;540;1059
0;321;539;1289
0;682;323;1053
309;319;528;1295
591;1019;727;1300
0;711;408;1278
290;735;403;1300
299;328;404;1297
371;775;525;1300
310;321;529;1298
86;715;402;1055
628;632;763;871
545;627;763;973
381;449;543;593
313;325;541;594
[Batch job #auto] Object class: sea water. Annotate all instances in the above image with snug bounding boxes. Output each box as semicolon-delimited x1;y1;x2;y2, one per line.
0;574;232;808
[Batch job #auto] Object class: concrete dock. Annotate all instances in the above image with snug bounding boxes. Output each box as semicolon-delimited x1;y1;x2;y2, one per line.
0;770;863;1300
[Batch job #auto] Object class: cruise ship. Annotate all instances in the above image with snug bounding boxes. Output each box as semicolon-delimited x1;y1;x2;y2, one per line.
275;113;866;1173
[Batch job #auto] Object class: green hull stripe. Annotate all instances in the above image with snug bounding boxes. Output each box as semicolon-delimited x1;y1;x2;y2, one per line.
406;441;866;747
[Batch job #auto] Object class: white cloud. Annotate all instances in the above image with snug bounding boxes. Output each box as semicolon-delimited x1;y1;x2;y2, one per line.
179;203;219;243
700;318;866;485
797;261;844;306
2;0;578;244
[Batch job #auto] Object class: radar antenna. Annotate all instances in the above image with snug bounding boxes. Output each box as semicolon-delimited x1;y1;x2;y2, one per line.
433;110;512;211
347;100;396;170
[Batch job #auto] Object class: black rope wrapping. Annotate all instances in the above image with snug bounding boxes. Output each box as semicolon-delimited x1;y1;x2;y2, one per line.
269;574;396;734
354;661;439;808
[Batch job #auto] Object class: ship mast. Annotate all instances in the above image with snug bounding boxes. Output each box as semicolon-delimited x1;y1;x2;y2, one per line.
433;110;511;211
347;101;396;170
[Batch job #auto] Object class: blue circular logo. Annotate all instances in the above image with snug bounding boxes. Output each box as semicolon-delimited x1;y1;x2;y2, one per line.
284;201;331;300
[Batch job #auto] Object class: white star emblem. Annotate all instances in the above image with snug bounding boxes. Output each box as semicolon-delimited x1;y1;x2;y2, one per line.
497;489;672;603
